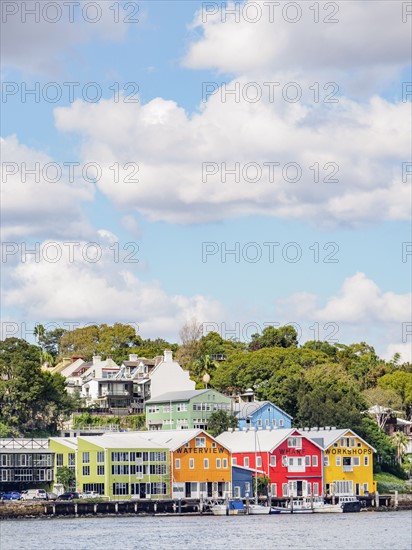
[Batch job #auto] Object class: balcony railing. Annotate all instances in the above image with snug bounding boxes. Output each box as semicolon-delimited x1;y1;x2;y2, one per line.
98;390;130;397
343;465;353;472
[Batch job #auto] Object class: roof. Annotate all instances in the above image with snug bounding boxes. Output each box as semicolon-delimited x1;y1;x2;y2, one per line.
134;429;230;452
49;437;78;450
303;428;377;452
233;400;292;420
217;428;297;453
77;433;167;450
146;389;210;403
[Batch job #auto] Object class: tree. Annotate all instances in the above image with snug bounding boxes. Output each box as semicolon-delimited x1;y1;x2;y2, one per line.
392;431;408;465
249;325;298;351
175;318;203;369
378;371;412;418
56;466;76;490
363;387;402;429
207;410;238;437
0;338;75;435
191;354;219;385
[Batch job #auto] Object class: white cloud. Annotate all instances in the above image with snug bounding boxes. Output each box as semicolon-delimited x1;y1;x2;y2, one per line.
384;343;412;364
53;92;411;227
2;236;225;341
0;135;94;240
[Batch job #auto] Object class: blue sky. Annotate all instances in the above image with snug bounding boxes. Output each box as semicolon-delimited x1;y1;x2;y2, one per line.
1;1;411;360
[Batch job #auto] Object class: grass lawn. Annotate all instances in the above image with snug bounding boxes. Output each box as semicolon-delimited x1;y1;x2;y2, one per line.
374;472;411;493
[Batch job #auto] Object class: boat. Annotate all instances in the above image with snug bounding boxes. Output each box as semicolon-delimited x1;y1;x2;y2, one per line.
248;501;271;515
271;498;313;514
313;495;363;513
211;500;246;516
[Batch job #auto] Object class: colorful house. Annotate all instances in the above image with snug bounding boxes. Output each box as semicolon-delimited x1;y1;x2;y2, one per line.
217;428;323;498
304;428;376;496
138;429;232;499
145;389;233;431
50;433;170;499
234;401;292;430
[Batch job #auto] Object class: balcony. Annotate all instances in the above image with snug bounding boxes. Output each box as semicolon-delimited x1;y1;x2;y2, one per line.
343;465;353;472
98;390;130;397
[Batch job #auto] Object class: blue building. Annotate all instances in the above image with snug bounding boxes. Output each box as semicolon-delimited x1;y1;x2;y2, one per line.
231;465;254;498
234;401;292;430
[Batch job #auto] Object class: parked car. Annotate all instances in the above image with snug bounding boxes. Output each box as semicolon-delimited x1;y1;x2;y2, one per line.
46;492;58;501
57;492;80;501
2;491;22;501
80;491;101;499
21;489;47;501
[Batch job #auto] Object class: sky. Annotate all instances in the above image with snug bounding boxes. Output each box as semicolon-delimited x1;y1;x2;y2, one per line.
1;0;411;361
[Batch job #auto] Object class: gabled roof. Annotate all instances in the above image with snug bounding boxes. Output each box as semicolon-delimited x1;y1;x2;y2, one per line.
135;429;230;452
146;389;210;403
217;428;299;453
303;428;377;452
78;433;167;450
233;400;292;420
49;437;78;450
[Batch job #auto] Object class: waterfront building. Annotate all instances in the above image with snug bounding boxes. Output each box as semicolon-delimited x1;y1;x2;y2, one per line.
234;401;292;430
304;428;376;496
0;438;54;491
50;434;170;499
145;389;233;431
137;429;232;499
217;428;323;498
232;465;263;498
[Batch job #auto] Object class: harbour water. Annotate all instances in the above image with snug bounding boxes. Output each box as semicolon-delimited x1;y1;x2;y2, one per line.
1;512;411;550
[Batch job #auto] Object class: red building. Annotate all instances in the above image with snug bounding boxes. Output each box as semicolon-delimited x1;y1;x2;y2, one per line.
217;428;323;498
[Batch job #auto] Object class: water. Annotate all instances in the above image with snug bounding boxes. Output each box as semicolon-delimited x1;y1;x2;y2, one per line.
1;512;410;550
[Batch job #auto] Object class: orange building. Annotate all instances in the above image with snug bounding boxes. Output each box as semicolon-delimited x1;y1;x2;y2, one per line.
139;429;232;499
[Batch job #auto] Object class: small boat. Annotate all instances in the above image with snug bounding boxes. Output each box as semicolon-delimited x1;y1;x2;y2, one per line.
211;500;246;516
271;498;313;514
313;496;363;513
248;502;271;515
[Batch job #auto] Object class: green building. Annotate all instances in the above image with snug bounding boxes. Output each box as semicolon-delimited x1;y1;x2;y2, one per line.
50;433;170;499
145;389;233;431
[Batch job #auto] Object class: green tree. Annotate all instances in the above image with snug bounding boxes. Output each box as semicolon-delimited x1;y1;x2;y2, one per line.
363;387;402;429
56;466;76;490
0;338;75;435
249;325;298;351
207;410;238;437
378;371;412;418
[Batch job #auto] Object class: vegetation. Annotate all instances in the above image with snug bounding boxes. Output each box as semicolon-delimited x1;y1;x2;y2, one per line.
374;472;412;494
207;410;238;437
56;466;76;490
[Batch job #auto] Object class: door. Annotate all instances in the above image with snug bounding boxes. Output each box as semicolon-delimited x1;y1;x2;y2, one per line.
207;482;213;497
355;483;360;496
139;483;146;498
297;481;303;497
185;482;191;498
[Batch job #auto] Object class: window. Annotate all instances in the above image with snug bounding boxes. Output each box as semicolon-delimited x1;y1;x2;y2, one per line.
176;403;187;412
113;483;129;496
83;466;90;476
313;483;319;496
270;455;276;467
312;455;318;467
148;406;159;413
288;437;302;449
212;442;216;448
265;419;270;427
324;456;329;467
97;451;104;463
353;457;360;467
82;452;90;464
256;456;262;467
234;486;241;498
97;465;105;476
282;456;288;467
307;483;312;496
305;456;311;466
68;453;75;467
282;483;289;497
195;437;206;448
244;457;249;468
163;405;173;413
83;483;104;494
222;459;228;468
112;465;130;475
111;452;129;462
150;465;167;475
189;458;194;469
1;454;12;467
175;459;181;470
363;483;368;493
231;457;237;465
270;483;277;496
336;456;341;466
204;459;209;469
364;456;369;467
272;419;277;427
150;452;167;462
257;419;262;427
279;419;284;427
297;457;303;466
56;454;63;467
216;459;221;469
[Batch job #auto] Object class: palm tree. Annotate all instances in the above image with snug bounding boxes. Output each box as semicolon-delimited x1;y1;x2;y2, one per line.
392;431;408;464
191;354;218;385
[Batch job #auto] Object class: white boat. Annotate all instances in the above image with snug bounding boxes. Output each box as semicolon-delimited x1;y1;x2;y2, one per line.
211;500;246;515
271;498;313;514
313;495;362;513
248;502;271;515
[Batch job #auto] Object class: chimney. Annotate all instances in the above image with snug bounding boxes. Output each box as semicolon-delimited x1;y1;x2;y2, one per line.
164;350;173;362
92;355;101;365
129;354;138;361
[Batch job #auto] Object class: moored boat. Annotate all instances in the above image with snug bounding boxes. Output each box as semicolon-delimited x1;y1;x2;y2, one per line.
313;495;363;513
271;498;313;514
248;502;271;515
211;500;246;516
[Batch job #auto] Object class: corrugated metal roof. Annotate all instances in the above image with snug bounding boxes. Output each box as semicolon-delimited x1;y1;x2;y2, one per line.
146;389;210;403
217;428;296;452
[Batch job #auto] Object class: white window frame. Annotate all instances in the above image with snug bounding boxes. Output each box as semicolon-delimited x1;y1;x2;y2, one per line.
270;455;276;467
312;455;318;467
175;459;181;470
244;457;249;468
204;458;209;469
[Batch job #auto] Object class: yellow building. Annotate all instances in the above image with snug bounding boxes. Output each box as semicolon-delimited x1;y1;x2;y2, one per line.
305;428;376;496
